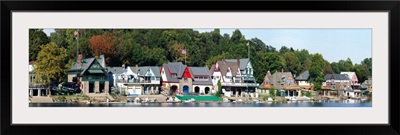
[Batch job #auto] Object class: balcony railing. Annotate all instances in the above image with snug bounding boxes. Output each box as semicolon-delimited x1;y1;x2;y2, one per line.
117;79;160;84
221;82;259;87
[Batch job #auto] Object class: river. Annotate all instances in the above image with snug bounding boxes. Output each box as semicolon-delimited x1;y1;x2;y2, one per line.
29;100;372;107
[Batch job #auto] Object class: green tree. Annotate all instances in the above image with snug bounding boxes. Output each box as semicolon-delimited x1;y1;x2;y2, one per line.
309;53;325;91
282;52;301;76
330;62;340;74
269;87;276;98
279;46;291;54
361;58;372;76
323;60;334;74
29;29;50;61
254;52;285;83
216;80;222;97
32;42;68;96
306;91;312;97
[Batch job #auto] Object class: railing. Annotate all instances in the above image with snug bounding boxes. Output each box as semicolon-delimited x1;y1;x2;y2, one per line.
221;82;259;87
116;79;160;84
29;83;47;88
82;76;108;81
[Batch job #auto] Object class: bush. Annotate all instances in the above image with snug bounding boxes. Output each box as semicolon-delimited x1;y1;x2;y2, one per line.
269;87;276;98
216;80;222;97
259;94;269;100
306;91;312;97
281;91;285;97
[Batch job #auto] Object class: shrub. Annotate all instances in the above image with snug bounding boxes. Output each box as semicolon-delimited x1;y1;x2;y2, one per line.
306;91;312;97
269;87;276;98
259;94;269;100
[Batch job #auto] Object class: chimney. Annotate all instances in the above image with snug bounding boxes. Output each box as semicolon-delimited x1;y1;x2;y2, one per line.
100;54;105;67
77;54;82;68
237;58;240;67
135;64;139;73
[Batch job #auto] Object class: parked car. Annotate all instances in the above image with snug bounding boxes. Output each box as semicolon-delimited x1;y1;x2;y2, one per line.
58;82;81;93
51;90;64;95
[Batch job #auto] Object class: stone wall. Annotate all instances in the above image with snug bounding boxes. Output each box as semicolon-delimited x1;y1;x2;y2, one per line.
68;75;76;82
179;78;193;93
105;81;109;93
95;81;99;93
82;81;89;94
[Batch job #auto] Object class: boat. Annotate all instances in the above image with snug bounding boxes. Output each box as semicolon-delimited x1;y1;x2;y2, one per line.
222;98;230;102
267;97;273;102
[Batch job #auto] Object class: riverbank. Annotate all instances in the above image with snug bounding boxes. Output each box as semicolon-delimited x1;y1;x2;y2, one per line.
30;94;371;104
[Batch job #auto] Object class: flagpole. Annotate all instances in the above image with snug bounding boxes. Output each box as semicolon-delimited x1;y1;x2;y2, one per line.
76;29;79;63
185;48;186;65
247;42;250;59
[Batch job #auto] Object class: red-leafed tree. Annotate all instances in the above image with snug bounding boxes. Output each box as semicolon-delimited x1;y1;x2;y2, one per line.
89;33;116;64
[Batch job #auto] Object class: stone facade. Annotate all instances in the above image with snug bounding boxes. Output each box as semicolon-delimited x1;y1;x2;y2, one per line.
179;78;193;93
95;81;99;93
105;81;109;93
68;75;76;82
82;81;89;94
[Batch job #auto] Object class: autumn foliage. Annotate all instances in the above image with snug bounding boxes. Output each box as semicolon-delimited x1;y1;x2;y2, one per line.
89;33;117;64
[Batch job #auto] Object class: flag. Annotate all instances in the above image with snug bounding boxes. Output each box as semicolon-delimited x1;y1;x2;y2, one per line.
182;48;186;55
73;30;78;42
247;42;249;46
74;30;79;37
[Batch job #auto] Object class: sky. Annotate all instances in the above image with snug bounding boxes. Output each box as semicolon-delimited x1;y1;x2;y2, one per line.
43;28;371;64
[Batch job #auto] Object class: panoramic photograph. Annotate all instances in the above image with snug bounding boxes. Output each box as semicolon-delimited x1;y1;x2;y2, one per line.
28;28;372;107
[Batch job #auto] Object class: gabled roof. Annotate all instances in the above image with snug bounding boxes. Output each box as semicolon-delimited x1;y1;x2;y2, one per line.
126;66;161;77
225;58;249;70
325;74;351;81
106;67;125;74
209;64;216;76
68;58;97;74
149;66;161;77
262;70;272;84
295;70;310;81
268;72;294;89
189;66;213;85
214;61;239;77
162;62;186;83
340;72;358;81
189;67;210;76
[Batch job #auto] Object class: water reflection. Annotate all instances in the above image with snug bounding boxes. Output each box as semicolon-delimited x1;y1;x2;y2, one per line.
30;101;372;107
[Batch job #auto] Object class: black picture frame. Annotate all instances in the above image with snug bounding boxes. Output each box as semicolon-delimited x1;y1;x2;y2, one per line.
1;1;399;135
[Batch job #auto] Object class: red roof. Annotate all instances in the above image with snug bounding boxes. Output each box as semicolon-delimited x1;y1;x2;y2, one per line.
29;61;35;65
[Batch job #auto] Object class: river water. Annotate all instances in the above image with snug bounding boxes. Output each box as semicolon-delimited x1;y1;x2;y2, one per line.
29;100;372;107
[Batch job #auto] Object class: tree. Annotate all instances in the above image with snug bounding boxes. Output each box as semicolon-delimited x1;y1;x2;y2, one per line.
254;52;285;83
32;42;68;96
29;29;50;61
279;46;291;54
251;38;267;52
230;29;245;43
361;58;372;76
282;52;301;76
89;33;117;64
323;60;334;74
269;87;276;98
168;42;186;63
330;62;340;74
309;53;325;91
216;80;222;97
352;64;369;83
306;91;312;97
205;52;233;68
